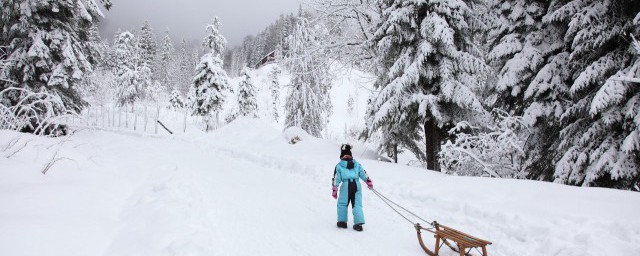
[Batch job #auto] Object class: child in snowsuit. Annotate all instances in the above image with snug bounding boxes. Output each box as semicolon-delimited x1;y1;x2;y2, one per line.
332;144;373;232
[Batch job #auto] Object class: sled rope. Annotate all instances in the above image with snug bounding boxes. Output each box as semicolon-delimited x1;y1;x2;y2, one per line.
371;188;434;227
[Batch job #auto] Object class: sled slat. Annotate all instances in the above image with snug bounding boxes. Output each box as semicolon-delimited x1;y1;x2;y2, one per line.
438;224;492;245
437;229;481;247
416;223;491;256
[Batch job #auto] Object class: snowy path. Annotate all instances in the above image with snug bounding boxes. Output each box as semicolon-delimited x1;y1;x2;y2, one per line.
1;119;640;256
100;130;418;255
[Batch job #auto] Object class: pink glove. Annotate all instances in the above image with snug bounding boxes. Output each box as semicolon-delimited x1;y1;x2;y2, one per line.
332;186;338;199
366;179;373;190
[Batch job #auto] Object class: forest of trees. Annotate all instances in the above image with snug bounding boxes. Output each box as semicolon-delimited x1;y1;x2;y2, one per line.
224;12;299;76
364;0;640;190
1;0;638;190
226;0;640;190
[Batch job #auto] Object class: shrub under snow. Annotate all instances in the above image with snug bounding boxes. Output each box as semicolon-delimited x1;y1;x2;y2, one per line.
439;109;530;178
0;87;75;136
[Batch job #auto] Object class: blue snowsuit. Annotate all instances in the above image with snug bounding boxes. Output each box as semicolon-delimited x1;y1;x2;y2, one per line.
333;158;369;225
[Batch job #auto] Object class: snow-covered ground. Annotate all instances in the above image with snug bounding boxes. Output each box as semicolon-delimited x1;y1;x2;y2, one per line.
1;118;639;256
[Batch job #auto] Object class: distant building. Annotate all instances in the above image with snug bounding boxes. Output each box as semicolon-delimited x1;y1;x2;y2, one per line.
254;50;276;68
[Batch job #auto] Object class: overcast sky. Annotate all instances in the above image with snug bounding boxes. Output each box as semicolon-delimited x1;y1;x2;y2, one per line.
98;0;301;47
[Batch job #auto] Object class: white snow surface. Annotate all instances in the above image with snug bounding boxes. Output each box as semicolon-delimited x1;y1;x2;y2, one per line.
1;118;640;256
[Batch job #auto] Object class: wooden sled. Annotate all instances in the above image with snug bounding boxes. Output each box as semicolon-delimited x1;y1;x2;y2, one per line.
415;222;492;256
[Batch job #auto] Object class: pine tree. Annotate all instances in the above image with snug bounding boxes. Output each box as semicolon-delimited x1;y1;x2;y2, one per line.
84;25;106;68
176;39;192;96
237;67;258;118
139;63;157;101
158;29;175;92
169;88;184;109
280;16;292;58
549;0;640;189
137;21;157;68
365;0;487;170
113;31;140;107
269;66;282;122
283;18;332;137
228;51;243;77
484;0;570;179
0;0;108;112
189;17;230;131
252;36;265;67
484;0;640;189
101;37;118;71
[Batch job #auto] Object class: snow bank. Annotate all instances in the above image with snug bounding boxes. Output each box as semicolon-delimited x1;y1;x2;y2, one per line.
283;126;310;144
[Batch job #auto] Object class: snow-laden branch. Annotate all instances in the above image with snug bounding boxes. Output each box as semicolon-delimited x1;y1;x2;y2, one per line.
0;46;16;84
0;87;80;135
609;34;640;84
299;0;379;71
608;76;640;84
445;145;502;178
439;109;530;178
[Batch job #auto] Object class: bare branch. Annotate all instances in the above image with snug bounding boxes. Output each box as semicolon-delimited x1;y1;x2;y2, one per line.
40;150;72;175
46;134;74;150
4;138;33;158
2;135;22;152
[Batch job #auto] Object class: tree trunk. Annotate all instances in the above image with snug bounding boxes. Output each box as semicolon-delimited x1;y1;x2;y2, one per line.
425;119;441;171
393;143;398;163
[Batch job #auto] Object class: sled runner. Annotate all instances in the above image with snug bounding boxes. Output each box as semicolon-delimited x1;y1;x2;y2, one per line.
415;222;491;256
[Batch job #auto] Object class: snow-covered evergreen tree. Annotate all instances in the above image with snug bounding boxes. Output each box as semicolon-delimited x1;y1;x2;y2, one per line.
139;63;156;101
486;0;553;106
550;1;640;189
0;46;11;82
365;0;488;170
228;51;243;77
157;30;175;92
283;18;332;137
169;88;184;109
269;66;282;122
484;0;640;189
252;36;265;67
176;40;193;96
189;17;230;131
485;0;570;179
0;0;107;112
236;67;258;118
137;21;157;69
113;31;140;107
